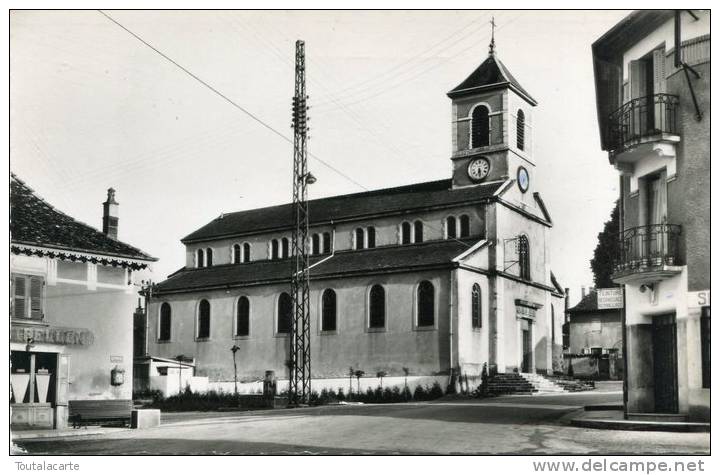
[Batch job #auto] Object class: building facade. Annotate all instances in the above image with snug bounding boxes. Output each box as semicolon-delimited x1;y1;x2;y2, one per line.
146;43;565;394
592;10;710;420
10;175;155;429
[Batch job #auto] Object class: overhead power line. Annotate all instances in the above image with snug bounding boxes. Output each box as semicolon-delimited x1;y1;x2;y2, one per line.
97;10;367;191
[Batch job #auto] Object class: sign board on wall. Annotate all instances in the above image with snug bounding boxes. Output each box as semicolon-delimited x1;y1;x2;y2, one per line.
597;288;624;309
688;290;710;308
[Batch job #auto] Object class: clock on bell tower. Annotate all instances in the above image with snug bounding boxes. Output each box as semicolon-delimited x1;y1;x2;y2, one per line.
447;31;537;192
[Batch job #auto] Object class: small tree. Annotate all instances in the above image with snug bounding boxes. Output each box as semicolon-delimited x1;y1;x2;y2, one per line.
354;369;365;393
348;367;354;395
402;367;410;391
376;371;387;388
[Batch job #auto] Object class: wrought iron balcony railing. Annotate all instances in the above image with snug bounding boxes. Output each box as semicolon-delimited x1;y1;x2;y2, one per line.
607;94;679;152
613;224;682;276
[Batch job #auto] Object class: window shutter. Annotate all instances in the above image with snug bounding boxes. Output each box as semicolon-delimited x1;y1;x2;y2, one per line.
30;276;44;320
13;275;26;319
56;355;70;406
628;60;645;99
653;49;667;94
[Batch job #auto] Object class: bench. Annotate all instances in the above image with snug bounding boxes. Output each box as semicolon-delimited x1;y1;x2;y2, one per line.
68;399;133;428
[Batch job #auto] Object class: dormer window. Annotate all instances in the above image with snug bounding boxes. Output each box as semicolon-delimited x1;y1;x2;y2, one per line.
471;105;490;148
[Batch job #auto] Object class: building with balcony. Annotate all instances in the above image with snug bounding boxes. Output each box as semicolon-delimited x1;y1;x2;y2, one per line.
592;10;709;421
10;175;156;429
144;38;566;396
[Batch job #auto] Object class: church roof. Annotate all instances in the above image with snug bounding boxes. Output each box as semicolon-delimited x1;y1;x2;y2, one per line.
10;173;156;263
447;54;537;105
182;179;505;243
154;239;475;295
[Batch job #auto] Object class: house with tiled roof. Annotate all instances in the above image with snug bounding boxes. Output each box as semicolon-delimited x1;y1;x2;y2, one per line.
145;40;566;395
565;288;623;380
10;174;156;429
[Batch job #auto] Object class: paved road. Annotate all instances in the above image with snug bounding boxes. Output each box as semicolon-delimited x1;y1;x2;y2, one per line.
14;391;709;455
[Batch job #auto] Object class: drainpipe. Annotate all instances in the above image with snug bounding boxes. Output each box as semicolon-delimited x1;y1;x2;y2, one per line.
619;178;628;420
448;269;455;392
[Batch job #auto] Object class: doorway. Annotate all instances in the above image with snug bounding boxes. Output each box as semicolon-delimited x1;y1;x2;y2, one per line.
652;313;678;413
521;319;532;373
11;351;58;428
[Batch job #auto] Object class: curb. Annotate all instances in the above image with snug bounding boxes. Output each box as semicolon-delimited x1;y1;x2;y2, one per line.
571;418;710;433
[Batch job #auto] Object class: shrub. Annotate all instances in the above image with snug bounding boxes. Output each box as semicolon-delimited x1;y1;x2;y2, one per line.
428;381;444;399
401;385;412;401
413;385;427;401
336;388;346;401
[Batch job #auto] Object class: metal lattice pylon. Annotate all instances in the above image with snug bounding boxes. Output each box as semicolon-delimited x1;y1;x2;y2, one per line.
289;40;311;406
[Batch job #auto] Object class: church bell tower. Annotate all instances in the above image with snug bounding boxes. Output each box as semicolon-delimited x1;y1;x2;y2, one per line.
448;24;538;193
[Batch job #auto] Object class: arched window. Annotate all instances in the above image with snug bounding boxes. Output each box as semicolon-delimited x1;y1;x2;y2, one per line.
355;228;365;250
236;296;250;337
322;289;337;332
518;235;530;280
233;244;241;264
312;234;320;255
401;222;412;245
366;227;376;249
271;239;279;260
471;105;490;148
417;280;435;327
196;249;205;268
197;299;211;339
277;292;292;334
446;216;457;239
322;232;331;254
243;243;251;263
414;220;423;243
281;237;289;258
206;248;213;267
459;215;470;238
471;284;482;328
159;302;172;341
369;285;385;329
516;109;525;151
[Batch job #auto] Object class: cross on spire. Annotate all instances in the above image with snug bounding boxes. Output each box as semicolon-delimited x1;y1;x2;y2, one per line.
489;16;496;56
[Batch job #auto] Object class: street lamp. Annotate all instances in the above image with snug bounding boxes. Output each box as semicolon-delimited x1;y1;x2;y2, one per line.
231;345;241;396
302;172;317;185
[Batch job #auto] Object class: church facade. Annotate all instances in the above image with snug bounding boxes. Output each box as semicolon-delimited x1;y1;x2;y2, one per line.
146;45;565;393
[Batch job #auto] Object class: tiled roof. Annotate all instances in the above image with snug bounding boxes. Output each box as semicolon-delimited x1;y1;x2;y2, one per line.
154;239;474;294
10;174;156;262
182;179;504;243
447;54;537;105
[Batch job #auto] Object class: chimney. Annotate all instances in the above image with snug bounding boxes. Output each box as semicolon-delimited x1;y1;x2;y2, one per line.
564;287;570;323
102;188;119;239
581;286;586;299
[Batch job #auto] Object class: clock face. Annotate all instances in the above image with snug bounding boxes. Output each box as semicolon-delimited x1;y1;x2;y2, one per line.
467;158;490;182
517;166;530;193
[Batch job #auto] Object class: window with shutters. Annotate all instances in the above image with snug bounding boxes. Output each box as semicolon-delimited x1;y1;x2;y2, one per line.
197;299;211;339
471;105;490;148
368;285;386;329
159;302;172;341
472;283;482;328
11;274;44;321
236;296;250;337
321;289;337;332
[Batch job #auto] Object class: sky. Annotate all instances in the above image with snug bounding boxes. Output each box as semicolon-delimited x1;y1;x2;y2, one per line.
10;10;630;305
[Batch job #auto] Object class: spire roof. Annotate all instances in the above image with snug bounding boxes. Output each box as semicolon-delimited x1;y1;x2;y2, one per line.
447;54;537;105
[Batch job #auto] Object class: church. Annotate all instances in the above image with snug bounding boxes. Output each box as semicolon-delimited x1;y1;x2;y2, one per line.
144;39;566;394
